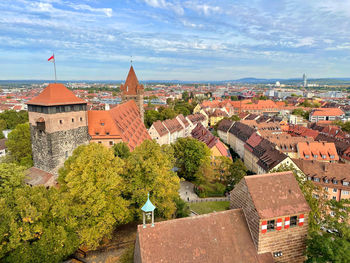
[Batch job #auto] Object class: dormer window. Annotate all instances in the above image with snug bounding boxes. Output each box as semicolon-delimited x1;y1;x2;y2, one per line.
333;179;338;184
95;132;99;135
343;181;349;186
106;132;110;135
322;155;326;159
324;178;329;183
290;216;298;227
313;155;317;159
305;155;310;159
314;178;320;182
101;122;105;126
330;155;334;159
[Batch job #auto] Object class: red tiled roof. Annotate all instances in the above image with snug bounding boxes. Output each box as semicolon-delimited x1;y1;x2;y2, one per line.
25;167;56;187
120;66;144;96
109;100;151;150
88;110;122;139
27;83;86;106
176;114;189;127
311;108;344;117
136;209;274;263
163;118;183;134
244;172;310;218
297;141;339;161
152;120;168;137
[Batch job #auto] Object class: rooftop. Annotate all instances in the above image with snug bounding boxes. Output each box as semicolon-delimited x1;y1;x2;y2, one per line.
26;83;86;106
244;171;310;218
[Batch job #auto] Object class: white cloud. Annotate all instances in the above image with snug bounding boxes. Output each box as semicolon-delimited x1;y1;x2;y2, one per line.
143;0;184;15
70;4;113;17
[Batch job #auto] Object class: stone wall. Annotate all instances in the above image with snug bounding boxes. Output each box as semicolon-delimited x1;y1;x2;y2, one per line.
31;125;89;175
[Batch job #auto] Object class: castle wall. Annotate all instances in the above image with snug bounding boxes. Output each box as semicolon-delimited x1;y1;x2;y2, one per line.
30;125;89;175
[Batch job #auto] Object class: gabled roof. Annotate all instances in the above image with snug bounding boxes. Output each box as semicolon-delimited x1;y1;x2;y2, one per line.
136;209;274;263
109;100;151;150
27;83;86;106
152;120;169;137
163;118;183;134
176;114;189;127
244;172;310;219
310;107;344;117
88;110;122;139
229;122;256;142
217;119;234;132
297;141;339;161
120;66;144;96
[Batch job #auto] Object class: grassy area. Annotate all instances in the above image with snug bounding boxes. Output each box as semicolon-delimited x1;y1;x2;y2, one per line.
189;201;230;215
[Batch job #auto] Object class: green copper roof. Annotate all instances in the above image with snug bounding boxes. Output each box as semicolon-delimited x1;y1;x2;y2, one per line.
141;193;156;212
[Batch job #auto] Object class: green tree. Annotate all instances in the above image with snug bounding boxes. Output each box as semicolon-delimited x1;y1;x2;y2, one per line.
113;142;131;159
6;123;33;168
123;141;180;219
182;91;190;101
58;143;130;249
0;110;28;129
173;138;211;181
231;95;238;101
0;163;79;263
159;107;177;120
144;109;161;128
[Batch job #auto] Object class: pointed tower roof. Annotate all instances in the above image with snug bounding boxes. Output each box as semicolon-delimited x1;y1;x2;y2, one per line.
27;83;86;106
121;66;144;96
141;193;156;212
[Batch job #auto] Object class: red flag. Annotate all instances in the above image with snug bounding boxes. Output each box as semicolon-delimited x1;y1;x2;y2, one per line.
48;55;54;62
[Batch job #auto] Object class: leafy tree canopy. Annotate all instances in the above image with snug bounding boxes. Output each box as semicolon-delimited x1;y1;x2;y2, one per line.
113;142;131;159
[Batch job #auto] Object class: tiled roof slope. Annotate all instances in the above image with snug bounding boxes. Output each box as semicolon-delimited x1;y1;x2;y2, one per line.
257;148;287;171
229;122;256;142
88;111;122;140
163;118;183;134
176;114;189;127
191;123;218;149
244;172;310;218
120;66;144;96
297;142;339;161
186;113;206;124
109;100;151;150
27;83;86;106
293;159;350;190
310;107;344;116
217;119;234;132
152;120;168;137
136;209;274;263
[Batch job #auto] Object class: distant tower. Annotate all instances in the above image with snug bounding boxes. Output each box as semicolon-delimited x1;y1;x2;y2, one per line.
120;66;144;122
141;193;156;228
27;83;89;174
303;73;307;87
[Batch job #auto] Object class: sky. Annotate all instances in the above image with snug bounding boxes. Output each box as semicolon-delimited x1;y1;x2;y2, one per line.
1;0;350;81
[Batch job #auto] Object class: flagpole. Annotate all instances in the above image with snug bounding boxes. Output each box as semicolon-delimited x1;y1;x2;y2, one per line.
53;52;57;83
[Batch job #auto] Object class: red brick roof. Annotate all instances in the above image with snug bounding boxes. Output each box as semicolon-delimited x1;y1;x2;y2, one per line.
244;172;310;219
27;83;86;106
120;66;144;96
88;110;122;140
109;100;151;150
163;118;183;134
25;167;56;187
136;209;274;263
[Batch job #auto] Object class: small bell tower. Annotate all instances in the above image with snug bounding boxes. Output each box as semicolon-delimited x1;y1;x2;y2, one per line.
141;193;156;228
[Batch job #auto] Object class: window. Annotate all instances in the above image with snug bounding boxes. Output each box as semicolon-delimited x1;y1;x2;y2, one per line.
343;190;349;195
98;141;102;144
330;155;334;159
65;151;68;158
95;132;99;135
314;178;320;182
106;132;110;135
307;176;312;181
305;155;310;159
322;155;326;159
333;188;337;193
324;187;328;191
333;180;338;184
101;122;105;126
343;181;349;186
267;220;275;232
290;216;297;227
332;196;336;200
330;211;335;216
314;155;318;159
59;120;63;124
72;118;74;123
324;178;329;183
109;141;114;146
80;117;83;121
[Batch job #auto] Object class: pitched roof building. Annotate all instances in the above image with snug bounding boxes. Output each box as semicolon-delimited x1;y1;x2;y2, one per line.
296;141;339;162
135;172;310;263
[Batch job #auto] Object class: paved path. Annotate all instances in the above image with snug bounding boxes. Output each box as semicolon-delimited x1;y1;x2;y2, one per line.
179;180;229;203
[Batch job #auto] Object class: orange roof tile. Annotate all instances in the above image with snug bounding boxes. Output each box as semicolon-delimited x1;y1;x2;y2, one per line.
109;100;151;150
297;141;339;161
27;83;86;106
311;108;344;117
88;110;122;139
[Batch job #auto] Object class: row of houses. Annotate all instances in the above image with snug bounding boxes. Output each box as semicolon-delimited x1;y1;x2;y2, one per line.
148;113;208;145
218;119;350;202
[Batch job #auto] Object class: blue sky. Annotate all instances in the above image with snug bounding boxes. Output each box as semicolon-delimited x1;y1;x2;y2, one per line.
1;0;350;80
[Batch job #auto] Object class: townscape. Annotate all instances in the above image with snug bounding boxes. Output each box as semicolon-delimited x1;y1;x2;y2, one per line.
1;1;350;263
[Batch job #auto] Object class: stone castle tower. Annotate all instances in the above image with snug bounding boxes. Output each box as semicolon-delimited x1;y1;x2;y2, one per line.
120;66;144;122
27;83;89;175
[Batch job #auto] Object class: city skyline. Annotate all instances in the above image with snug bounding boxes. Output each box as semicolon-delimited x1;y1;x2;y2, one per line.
1;0;350;80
